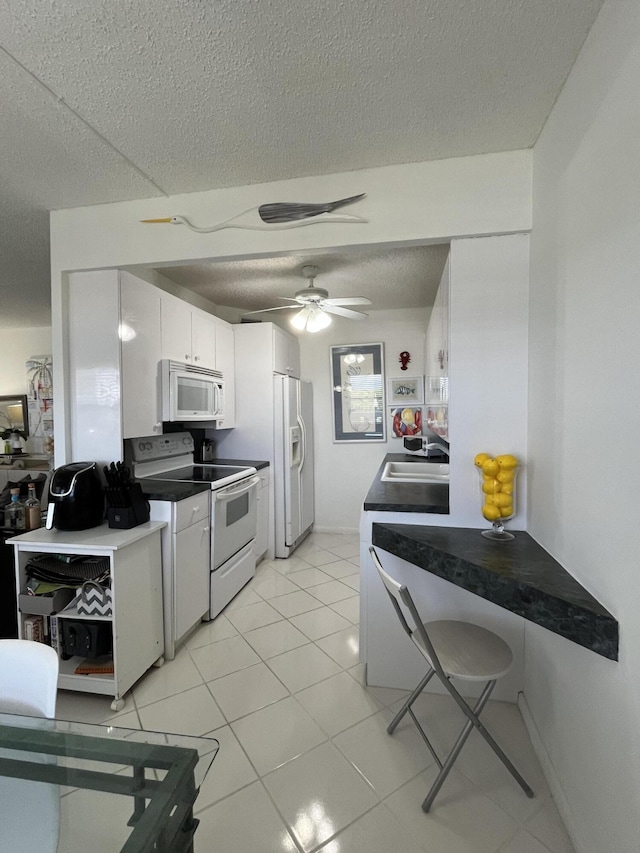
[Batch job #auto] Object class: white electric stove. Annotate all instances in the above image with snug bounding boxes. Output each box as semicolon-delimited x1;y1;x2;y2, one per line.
127;433;260;629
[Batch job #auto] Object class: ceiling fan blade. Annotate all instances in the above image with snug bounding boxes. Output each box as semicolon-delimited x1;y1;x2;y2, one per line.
322;304;369;320
242;305;297;316
323;296;372;306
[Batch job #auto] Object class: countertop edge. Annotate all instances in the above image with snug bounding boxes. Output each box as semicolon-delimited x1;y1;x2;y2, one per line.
371;522;619;662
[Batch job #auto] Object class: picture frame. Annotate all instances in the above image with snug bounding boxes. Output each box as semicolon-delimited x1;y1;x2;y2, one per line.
387;375;424;405
330;343;385;442
390;406;423;438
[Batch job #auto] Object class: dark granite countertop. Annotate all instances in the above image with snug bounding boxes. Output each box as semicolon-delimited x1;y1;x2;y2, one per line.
372;522;618;661
363;454;449;513
137;480;211;502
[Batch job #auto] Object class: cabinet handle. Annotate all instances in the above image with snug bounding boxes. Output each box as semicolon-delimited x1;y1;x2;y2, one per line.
192;506;200;513
194;355;200;362
185;354;191;360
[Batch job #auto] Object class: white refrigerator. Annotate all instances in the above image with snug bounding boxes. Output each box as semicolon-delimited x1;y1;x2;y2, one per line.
273;375;314;557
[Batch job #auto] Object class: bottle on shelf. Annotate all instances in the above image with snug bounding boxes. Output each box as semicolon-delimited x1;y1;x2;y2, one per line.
24;483;41;530
5;488;25;530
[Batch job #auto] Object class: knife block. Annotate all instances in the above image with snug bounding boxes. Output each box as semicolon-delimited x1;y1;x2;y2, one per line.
107;484;150;529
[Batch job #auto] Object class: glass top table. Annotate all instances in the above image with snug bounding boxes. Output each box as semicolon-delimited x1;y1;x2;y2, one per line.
0;712;219;853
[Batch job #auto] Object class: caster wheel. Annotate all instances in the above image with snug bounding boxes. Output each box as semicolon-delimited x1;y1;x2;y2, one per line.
153;656;165;668
111;698;125;713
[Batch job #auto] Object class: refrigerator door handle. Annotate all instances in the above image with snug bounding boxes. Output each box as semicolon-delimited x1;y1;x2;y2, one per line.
297;414;306;473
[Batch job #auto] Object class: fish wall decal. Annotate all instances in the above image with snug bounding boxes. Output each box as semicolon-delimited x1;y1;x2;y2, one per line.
141;194;367;234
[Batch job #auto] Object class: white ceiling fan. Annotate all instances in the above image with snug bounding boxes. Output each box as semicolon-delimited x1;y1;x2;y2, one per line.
243;265;371;332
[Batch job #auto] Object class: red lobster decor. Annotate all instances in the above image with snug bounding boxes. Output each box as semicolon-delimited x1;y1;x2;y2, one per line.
399;351;411;370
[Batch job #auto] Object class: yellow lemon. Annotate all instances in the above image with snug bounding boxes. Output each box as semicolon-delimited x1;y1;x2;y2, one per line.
496;469;515;484
482;478;501;494
492;492;512;508
481;458;500;478
500;504;514;518
495;454;518;469
474;452;490;468
482;503;501;521
500;482;514;495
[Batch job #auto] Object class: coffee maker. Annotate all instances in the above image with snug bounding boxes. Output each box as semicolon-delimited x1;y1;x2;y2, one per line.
45;462;105;531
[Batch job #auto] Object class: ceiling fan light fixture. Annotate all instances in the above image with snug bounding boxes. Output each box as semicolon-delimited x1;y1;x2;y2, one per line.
290;304;332;333
290;307;311;331
306;308;331;333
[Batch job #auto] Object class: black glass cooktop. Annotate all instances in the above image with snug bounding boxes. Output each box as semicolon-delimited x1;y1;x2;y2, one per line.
147;464;254;484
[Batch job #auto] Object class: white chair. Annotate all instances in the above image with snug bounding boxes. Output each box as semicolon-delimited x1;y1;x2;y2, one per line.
0;639;59;718
369;546;534;812
0;639;61;852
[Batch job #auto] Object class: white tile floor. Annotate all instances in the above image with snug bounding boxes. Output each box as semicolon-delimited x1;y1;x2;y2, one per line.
55;531;576;853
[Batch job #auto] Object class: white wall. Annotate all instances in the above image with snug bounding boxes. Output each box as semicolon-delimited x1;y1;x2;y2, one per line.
0;327;51;396
448;234;529;528
300;307;428;532
50;149;532;464
526;3;640;851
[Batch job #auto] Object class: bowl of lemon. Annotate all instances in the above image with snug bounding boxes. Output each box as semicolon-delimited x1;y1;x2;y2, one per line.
474;453;519;541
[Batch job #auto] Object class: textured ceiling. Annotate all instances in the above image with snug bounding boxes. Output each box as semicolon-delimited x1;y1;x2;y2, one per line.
157;243;451;314
0;0;604;327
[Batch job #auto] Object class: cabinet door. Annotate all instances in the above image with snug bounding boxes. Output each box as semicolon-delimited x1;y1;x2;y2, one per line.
215;321;235;428
191;311;217;369
174;519;210;643
287;337;300;378
426;256;450;379
273;326;300;376
254;472;270;559
161;295;193;363
120;272;163;439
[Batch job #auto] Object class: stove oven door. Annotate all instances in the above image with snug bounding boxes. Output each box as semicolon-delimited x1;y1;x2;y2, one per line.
212;475;260;570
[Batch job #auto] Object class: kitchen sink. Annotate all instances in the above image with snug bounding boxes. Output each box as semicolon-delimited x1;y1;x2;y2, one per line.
381;461;449;484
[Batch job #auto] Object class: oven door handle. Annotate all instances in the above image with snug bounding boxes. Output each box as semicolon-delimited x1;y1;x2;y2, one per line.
215;475;260;501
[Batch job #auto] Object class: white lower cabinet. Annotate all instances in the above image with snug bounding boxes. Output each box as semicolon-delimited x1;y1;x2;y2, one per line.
149;491;210;660
254;466;270;561
12;522;165;712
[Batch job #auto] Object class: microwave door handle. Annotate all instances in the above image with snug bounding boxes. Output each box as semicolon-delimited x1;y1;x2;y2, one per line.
216;476;260;501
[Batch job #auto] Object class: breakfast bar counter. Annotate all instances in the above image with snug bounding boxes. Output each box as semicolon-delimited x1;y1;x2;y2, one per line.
371;522;618;661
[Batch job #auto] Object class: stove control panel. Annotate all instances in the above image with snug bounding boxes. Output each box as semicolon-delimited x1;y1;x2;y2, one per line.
126;432;194;462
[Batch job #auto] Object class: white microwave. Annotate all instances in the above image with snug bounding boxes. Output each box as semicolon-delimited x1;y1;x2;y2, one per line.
162;360;225;423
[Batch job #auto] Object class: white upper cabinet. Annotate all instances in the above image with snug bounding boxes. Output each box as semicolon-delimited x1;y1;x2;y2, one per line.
272;325;300;377
161;295;217;369
67;269;163;463
160;296;192;363
214;322;235;428
66;271;236;464
191;311;217;368
426;255;450;380
120;271;163;439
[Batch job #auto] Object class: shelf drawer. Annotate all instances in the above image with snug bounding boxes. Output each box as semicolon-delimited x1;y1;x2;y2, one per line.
174;492;210;532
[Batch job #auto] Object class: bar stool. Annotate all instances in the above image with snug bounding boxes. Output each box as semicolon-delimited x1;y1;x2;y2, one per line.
369;546;534;812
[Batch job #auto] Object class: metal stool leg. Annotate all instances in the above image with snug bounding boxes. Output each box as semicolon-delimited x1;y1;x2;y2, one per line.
387;667;436;734
387;668;442;769
421;680;495;812
421;679;534;812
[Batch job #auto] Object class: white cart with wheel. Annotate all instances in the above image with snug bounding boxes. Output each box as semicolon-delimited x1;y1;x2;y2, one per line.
11;522;165;713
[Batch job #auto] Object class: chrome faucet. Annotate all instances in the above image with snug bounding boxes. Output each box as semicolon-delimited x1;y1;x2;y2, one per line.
423;441;450;457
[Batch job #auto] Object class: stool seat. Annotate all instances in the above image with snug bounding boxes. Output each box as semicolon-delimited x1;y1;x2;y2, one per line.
418;620;513;682
369;546;534;813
